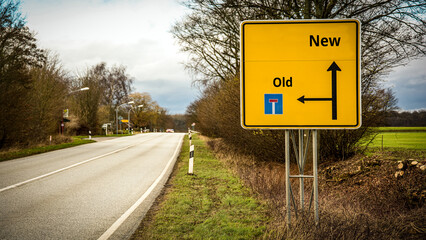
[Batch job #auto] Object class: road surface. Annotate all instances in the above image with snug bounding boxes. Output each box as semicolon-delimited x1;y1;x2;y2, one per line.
0;133;184;240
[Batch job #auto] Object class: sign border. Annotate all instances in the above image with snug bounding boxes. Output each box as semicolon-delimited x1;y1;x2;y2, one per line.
240;19;361;129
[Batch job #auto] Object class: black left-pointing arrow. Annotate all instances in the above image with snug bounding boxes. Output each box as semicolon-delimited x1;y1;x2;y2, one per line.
297;61;341;120
297;96;332;103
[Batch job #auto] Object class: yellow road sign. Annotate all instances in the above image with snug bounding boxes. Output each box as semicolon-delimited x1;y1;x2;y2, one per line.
240;19;361;129
63;109;69;118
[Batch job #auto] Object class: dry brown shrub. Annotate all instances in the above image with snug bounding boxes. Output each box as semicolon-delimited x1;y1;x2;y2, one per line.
206;137;426;239
50;134;72;145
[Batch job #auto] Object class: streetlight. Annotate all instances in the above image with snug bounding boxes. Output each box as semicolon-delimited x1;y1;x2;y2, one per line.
128;101;135;134
69;87;89;94
126;102;137;134
136;105;144;133
62;87;89;134
126;102;142;135
116;101;134;134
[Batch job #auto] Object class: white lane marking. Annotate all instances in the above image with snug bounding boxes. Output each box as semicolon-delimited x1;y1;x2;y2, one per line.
97;134;184;240
0;136;157;193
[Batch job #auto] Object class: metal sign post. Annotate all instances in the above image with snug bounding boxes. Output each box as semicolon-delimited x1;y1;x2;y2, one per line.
285;129;319;227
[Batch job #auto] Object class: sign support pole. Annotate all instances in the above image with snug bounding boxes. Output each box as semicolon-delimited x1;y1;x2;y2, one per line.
285;130;291;228
298;129;304;212
286;129;319;228
313;130;319;224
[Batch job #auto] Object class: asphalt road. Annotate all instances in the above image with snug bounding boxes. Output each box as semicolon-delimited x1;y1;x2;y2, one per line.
0;133;184;240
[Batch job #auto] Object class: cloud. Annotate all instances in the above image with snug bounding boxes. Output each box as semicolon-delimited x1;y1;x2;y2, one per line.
134;79;195;114
384;57;426;110
21;0;196;114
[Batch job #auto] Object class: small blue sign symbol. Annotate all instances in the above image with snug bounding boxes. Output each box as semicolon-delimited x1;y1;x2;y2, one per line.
265;94;283;114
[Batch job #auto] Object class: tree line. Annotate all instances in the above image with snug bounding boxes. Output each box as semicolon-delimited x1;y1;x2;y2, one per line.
176;0;425;160
385;110;426;127
0;0;176;150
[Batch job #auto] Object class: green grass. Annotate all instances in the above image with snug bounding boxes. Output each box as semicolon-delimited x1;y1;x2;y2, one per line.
368;132;426;150
376;126;426;132
0;137;95;162
362;127;426;151
133;134;269;239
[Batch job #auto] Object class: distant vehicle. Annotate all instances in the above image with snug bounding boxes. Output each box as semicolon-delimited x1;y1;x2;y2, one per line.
166;129;174;133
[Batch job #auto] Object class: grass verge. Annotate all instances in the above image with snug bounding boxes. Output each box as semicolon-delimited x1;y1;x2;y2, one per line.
0;136;95;162
131;133;270;240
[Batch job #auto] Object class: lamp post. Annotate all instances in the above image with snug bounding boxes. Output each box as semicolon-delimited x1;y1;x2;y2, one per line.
128;104;144;134
69;87;89;94
62;87;89;134
128;109;131;133
157;110;161;132
137;105;143;133
116;101;134;135
128;106;134;134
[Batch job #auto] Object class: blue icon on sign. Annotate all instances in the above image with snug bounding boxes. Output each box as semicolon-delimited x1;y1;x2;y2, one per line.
265;94;283;115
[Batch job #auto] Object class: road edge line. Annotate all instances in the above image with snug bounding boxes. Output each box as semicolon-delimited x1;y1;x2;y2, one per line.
97;134;184;240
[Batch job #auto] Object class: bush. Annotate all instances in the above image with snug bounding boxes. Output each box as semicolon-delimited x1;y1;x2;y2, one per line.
50;134;72;145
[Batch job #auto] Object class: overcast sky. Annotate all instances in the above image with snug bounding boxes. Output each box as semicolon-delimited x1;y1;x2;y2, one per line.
384;57;426;111
21;0;425;114
21;0;197;114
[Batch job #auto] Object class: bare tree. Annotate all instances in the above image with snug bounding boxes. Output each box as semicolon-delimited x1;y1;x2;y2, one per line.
70;63;134;134
173;0;425;85
175;0;424;159
29;52;69;141
92;62;134;120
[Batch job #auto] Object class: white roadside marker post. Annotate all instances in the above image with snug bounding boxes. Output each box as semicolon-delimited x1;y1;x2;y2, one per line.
188;144;194;175
188;128;194;174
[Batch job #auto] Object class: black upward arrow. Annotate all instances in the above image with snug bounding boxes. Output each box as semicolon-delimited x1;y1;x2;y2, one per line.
297;61;341;120
328;61;341;120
